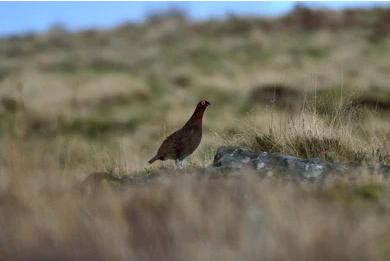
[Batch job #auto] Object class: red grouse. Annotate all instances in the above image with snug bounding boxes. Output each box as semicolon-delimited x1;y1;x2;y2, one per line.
148;99;211;168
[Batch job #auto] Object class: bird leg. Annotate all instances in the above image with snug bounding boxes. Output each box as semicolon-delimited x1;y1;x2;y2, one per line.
175;159;184;169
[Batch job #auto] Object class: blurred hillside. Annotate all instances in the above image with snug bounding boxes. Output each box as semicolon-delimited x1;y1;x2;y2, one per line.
0;6;390;170
2;6;390;74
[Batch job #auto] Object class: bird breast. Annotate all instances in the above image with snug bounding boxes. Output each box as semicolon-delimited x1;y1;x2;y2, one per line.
181;128;202;157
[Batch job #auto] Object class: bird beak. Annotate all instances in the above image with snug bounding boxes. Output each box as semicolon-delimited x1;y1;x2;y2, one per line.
207;101;211;106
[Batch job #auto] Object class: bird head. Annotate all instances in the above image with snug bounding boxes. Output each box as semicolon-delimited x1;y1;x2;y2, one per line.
198;99;211;108
188;99;210;126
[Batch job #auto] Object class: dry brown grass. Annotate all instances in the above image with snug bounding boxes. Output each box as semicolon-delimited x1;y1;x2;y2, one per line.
1;137;390;261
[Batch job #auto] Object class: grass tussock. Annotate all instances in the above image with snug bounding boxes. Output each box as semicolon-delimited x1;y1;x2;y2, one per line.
255;133;368;162
215;109;388;164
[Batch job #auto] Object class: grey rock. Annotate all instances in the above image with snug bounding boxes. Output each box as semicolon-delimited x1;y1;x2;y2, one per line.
212;146;388;181
83;146;390;188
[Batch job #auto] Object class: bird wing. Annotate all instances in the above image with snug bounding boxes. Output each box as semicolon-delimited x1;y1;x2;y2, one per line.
157;129;185;159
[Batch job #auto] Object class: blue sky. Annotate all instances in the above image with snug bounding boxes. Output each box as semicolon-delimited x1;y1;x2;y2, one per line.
1;1;389;37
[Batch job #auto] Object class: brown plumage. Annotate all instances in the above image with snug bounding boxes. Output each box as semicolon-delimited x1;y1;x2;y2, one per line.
148;99;211;168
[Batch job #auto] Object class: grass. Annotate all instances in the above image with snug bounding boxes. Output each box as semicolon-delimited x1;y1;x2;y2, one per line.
0;6;389;261
1;148;390;261
255;133;368;162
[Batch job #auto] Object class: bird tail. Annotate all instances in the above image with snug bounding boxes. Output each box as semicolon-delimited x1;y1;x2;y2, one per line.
148;155;159;164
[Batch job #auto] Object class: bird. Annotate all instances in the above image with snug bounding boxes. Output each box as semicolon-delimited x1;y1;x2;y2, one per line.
148;99;211;169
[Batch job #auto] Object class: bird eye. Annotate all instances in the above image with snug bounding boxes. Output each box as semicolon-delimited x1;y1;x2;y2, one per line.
201;101;205;105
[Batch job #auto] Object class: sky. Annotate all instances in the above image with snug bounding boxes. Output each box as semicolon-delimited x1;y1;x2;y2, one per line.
1;1;390;37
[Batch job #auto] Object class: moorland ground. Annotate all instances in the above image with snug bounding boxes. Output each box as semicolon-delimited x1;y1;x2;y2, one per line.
0;6;390;261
